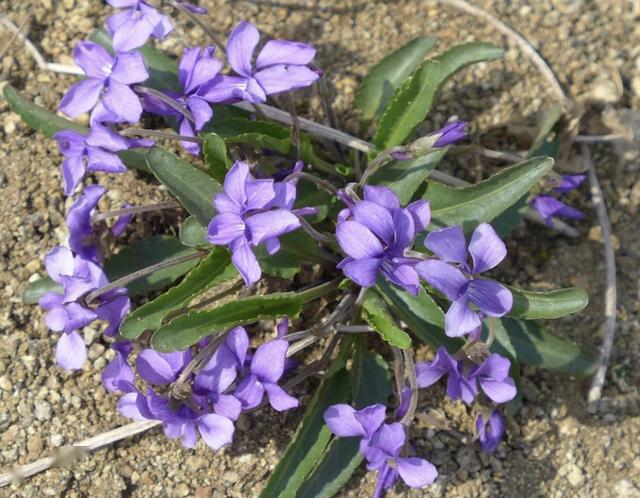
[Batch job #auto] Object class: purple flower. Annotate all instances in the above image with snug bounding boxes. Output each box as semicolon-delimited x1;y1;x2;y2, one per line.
38;246;129;370
432;121;468;147
59;41;148;123
102;342;135;393
234;339;298;411
416;223;513;337
324;404;437;493
476;410;506;453
106;0;174;52
416;348;516;405
207;161;303;285
202;21;319;104
415;347;477;404
144;46;222;155
554;174;586;194
67;185;133;262
336;186;430;295
531;195;584;227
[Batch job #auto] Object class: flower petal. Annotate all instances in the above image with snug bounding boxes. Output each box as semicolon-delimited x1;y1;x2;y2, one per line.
207;212;245;245
323;404;366;437
354;404;387;439
341;257;382;287
424;225;468;266
479;377;517;403
226;21;259;77
445;295;481;337
246;209;300;246
363;186;400;211
251;339;288;383
197;413;234;450
231;239;261;285
264;383;299;411
103;81;143;123
44;246;75;283
406;200;431;232
234;374;264;409
256;40;316;69
111;51;149;85
223;161;250;207
254;65;319;95
56;331;87;371
336;220;384;259
469;223;507;274
59;78;104;117
73;41;113;79
136;349;182;385
370;422;405;458
351;200;395;245
415;260;467;301
467;278;513;317
397;457;438;488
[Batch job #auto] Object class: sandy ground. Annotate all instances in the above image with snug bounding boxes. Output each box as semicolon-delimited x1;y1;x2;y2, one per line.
0;0;639;496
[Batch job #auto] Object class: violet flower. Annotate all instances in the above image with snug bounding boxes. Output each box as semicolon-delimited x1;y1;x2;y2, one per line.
38;246;130;370
106;0;174;52
143;46;222;155
416;223;513;337
432;121;468;147
336;186;430;295
202;21;319;104
59;41;149;123
207;161;305;285
67;185;133;262
476;409;506;453
233;339;298;411
102;342;135;393
554;174;587;194
324;404;437;494
468;353;517;403
531;195;584;227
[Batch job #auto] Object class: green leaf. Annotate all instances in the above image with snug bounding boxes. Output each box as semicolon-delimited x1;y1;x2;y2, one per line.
374;43;503;148
151;292;304;351
179;216;209;247
356;36;437;123
3;84;150;172
378;280;463;352
362;290;412;348
509;287;589;320
208;118;291;154
146;147;220;226
255;230;322;279
527;105;564;159
492;317;597;376
297;340;392;498
22;277;61;304
259;355;352;498
103;236;199;296
427;157;554;228
371;148;447;204
120;249;235;340
202;132;231;183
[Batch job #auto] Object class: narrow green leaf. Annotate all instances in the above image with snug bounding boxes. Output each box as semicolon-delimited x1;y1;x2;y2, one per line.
179;215;209;247
22;277;61;304
146;147;220;226
259;364;352;498
371;148;447;204
297;341;392;498
120;249;235;340
509;287;589;320
527;105;564;159
104;236;199;296
356;36;437;123
151;292;304;351
202;132;231;183
254;230;323;279
362;290;412;348
374;43;503;148
208;118;291;154
3;84;150;172
378;280;463;353
427;157;554;228
493;317;597;376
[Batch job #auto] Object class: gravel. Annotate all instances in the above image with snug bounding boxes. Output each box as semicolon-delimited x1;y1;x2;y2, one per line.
0;0;639;497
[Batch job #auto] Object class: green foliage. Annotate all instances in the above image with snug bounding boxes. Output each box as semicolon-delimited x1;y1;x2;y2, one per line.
374;43;503;149
179;215;209;247
509;287;589;320
120;249;236;339
427;157;554;229
362;290;412;348
22;277;61;304
104;236;200;296
146;147;220;226
202;132;232;183
356;36;437;123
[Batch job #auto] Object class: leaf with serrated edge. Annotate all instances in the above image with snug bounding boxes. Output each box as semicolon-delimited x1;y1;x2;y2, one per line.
374;43;503;148
120;249;235;340
202;133;231;183
362;290;412;348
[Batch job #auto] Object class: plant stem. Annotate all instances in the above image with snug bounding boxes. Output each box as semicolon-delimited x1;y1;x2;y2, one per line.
85;250;207;303
133;85;196;124
297;216;336;245
400;348;418;427
296;277;341;303
358;149;393;186
120;128;203;143
284;171;338;195
284;93;301;161
91;202;181;223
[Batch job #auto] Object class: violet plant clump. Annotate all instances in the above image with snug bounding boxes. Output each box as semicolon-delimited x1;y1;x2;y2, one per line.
11;4;595;497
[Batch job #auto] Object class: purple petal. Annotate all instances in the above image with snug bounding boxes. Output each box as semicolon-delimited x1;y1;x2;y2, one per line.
363;186;400;211
231;239;262;285
352;201;395;245
44;246;75;283
246;209;300;246
467;279;513;317
251;339;288;383
63;302;98;333
389;207;415;253
181;422;198;448
415;348;455;388
137;349;187;385
446;369;477;404
406;200;431;232
59;78;104;117
182;47;222;94
226;21;259;77
370;422;405;458
73;41;113;79
264;383;299;411
336;221;384;259
383;263;420;296
56;331;87;371
554;174;586;194
61;156;86;196
323;404;366;437
254;65;319;95
117;391;151;421
445;295;482;337
102;349;135;393
223;161;250;207
397;457;438;488
469;223;507;274
432;120;468;147
479;377;517;403
110;51;149;85
197;413;234;450
186;95;213;131
44;306;66;332
213;394;242;420
95;294;130;336
245;179;277;210
415;260;467;301
476;410;505;453
200;75;249;103
424;225;468;267
39;291;63;310
111;16;155;52
355;404;387;439
103;81;143;123
256;40;316;69
207;212;245;245
234;374;264;409
340;257;382;287
86;147;127;173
